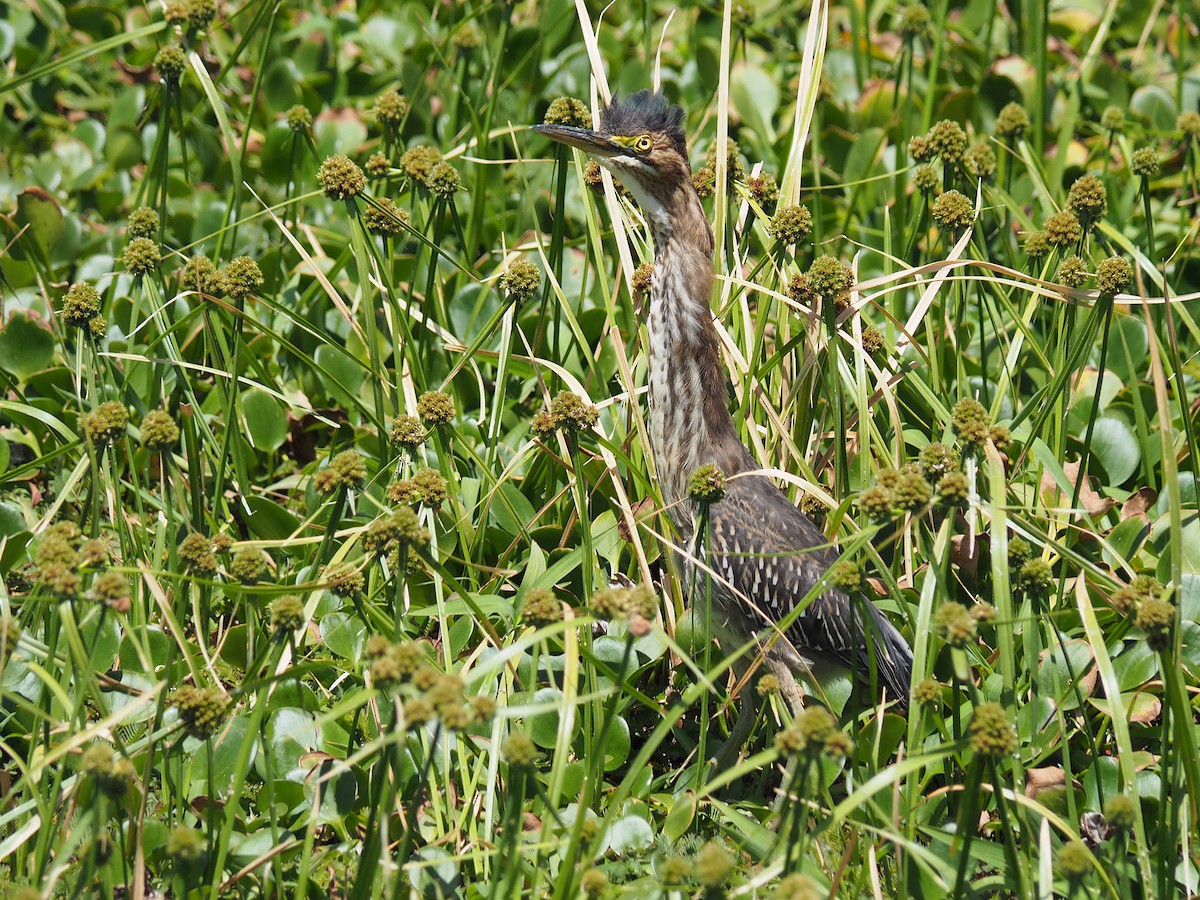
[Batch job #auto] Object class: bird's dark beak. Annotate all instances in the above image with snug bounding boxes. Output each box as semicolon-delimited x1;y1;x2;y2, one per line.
531;124;622;157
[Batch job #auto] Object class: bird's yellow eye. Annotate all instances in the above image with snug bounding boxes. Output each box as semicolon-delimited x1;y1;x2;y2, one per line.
633;134;653;152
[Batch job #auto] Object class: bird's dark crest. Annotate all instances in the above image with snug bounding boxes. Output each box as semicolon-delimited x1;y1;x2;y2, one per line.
602;90;689;160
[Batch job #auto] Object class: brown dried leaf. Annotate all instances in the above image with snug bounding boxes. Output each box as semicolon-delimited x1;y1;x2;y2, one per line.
1120;487;1157;522
1025;766;1068;798
951;533;988;583
1040;461;1116;518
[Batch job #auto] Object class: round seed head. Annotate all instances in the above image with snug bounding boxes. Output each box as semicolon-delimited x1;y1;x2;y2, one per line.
1105;794;1137;831
365;152;391;178
747;172;779;207
768;204;813;245
364;197;409;236
694;842;735;888
83;401;129;445
285;105;312;133
806;255;853;302
858;485;895;520
931;189;975;233
936;601;976;646
995;102;1030;139
122;238;161;276
927;120;968;163
1134;595;1175;651
171;685;231;739
580;869;609;897
1043;210;1082;247
1131;146;1160;178
951;397;991;444
1056;256;1088;288
503;732;537;767
400;145;440;184
1024;231;1050;260
374;90;408;126
1100;106;1125;133
968;702;1015;758
913;678;942;705
229;547;267;584
498;259;541;302
417;390;455;426
936;471;970;506
154;44;187;82
860;324;885;355
269;595;306;633
632;262;654;296
773;873;822;899
962;143;996;180
521;587;562;625
688;464;727;504
912;163;939;194
424;161;461;198
389;414;425;448
221;256;263;300
127;206;160;240
166;826;205;865
62;282;102;328
186;0;217;30
1096;256;1132;298
908;135;934;162
757;674;780;696
1018;557;1053;593
543;96;592;129
898;4;932;40
692;166;716;199
1067;175;1107;229
317;154;366;200
1177;111;1200;142
1057;840;1092;881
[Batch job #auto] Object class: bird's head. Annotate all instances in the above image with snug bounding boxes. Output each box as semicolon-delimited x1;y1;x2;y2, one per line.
533;90;693;209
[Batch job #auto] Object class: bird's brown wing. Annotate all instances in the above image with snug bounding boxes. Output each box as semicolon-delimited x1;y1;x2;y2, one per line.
701;472;912;706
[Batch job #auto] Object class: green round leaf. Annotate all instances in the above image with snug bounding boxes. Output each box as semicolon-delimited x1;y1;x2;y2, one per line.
0;312;55;381
1090;417;1140;486
320;612;367;661
240;389;288;452
606;813;654;855
602;715;630;771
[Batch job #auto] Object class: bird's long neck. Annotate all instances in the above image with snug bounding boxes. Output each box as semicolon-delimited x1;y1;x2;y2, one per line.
642;187;748;512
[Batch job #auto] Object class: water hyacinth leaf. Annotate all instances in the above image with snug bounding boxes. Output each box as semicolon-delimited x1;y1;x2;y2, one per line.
314;343;364;408
245;495;301;541
0;500;22;536
118;624;170;673
605;813;654;856
1089;417;1140;486
77;611;121;669
11;187;64;268
261;707;321;780
730;61;780;144
195;715;256;795
319;612;367;661
662;790;698;844
1037;639;1096;711
1180;574;1200;623
527;687;573;749
603;715;631;771
1113;639;1158;691
241;389;288;452
0;312;55;381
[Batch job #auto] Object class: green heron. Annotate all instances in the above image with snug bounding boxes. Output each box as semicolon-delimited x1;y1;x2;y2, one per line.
534;91;912;712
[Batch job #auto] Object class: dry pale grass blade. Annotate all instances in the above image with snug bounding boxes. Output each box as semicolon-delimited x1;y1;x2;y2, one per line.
780;0;828;205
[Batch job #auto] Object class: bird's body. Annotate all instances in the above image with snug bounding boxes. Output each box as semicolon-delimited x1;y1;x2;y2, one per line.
535;91;912;708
